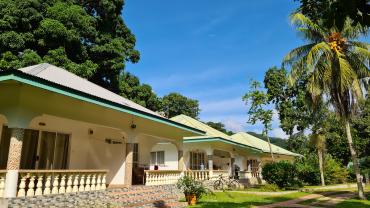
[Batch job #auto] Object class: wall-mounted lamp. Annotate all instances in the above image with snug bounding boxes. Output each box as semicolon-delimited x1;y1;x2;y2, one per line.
88;129;94;135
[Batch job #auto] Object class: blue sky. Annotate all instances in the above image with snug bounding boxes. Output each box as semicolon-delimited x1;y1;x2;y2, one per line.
123;0;305;138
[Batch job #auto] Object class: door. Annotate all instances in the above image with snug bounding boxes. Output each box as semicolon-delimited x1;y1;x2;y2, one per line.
37;131;69;169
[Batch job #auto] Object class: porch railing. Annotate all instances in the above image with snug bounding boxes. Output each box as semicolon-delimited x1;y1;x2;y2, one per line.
212;170;229;179
0;170;6;197
17;169;108;197
184;170;210;181
144;170;182;185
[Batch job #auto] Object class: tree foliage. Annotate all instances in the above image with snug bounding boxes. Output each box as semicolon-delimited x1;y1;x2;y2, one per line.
119;72;162;111
0;0;139;93
284;12;369;198
161;93;200;119
264;66;311;136
206;121;234;135
243;80;275;160
296;0;370;30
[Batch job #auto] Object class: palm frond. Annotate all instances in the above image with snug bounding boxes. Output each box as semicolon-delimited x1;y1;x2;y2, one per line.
341;18;369;39
283;44;315;67
290;13;326;40
306;42;332;72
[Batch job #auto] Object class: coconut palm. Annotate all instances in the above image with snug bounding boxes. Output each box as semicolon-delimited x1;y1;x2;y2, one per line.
283;13;370;199
310;133;326;186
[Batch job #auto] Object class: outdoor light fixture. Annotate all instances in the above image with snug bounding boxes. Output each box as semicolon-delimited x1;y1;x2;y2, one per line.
88;129;94;135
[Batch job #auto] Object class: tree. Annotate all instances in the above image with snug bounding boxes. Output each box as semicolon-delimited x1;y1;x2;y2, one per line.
119;72;162;111
161;93;200;118
0;0;139;93
264;66;311;136
243;80;275;161
206;121;234;135
296;0;370;30
283;13;370;199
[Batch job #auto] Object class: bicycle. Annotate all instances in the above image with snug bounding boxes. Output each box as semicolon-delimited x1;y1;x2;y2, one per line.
213;174;241;190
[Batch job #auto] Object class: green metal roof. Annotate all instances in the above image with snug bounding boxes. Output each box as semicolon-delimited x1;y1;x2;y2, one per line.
170;115;261;152
231;132;301;157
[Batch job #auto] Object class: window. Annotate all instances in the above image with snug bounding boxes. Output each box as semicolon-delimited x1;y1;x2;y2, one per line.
189;151;206;170
150;151;165;166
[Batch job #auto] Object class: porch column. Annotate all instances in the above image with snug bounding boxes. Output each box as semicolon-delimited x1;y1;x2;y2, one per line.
230;158;235;177
4;128;25;198
178;150;185;171
207;155;213;178
124;142;134;186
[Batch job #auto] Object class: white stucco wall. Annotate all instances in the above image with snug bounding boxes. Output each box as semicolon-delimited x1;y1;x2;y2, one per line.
150;143;178;170
28;115;127;185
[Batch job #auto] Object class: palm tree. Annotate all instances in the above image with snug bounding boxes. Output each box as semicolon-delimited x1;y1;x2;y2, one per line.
283;13;369;199
310;133;326;186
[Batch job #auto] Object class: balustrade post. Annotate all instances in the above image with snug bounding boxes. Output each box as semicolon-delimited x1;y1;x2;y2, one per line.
90;174;96;191
72;174;79;192
59;174;66;194
66;174;73;193
26;174;35;197
85;174;91;191
96;174;101;190
44;174;51;195
0;174;5;197
52;174;59;194
101;174;106;190
79;174;85;192
17;173;26;197
35;174;43;196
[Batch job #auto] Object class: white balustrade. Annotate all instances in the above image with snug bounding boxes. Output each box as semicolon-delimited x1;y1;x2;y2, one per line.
145;170;182;185
0;171;6;197
184;170;210;181
17;170;108;197
211;170;229;180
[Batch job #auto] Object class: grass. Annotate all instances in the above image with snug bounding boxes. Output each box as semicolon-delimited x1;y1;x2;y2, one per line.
187;191;309;208
186;185;370;208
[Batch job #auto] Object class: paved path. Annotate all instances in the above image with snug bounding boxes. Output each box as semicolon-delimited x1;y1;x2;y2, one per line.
255;192;355;208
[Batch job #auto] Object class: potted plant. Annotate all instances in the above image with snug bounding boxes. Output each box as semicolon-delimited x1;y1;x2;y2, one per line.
176;176;210;205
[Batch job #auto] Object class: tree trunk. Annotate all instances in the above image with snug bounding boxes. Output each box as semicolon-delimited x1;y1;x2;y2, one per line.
345;121;365;199
318;148;325;186
265;129;275;162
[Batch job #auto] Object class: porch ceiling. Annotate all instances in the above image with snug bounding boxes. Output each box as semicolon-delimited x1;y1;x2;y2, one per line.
0;70;205;139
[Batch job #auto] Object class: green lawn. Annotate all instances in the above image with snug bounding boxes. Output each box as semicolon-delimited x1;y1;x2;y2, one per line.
186;185;370;208
187;191;309;208
336;195;370;208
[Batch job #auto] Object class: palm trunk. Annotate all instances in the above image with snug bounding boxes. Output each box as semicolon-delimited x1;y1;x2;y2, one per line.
318;148;325;186
345;120;365;199
265;129;275;162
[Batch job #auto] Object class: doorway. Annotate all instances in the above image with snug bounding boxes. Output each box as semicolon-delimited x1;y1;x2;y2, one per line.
0;126;70;170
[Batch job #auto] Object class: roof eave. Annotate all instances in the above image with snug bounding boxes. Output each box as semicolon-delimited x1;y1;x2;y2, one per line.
183;136;262;153
0;70;205;136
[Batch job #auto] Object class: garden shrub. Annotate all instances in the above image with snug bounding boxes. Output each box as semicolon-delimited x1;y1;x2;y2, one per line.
262;161;302;189
260;183;280;192
295;153;348;185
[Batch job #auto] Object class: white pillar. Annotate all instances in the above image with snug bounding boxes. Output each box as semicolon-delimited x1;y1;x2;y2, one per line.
4;128;24;198
208;155;213;178
124;132;137;186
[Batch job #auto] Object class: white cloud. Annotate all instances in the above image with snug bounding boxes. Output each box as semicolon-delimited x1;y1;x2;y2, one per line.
270;128;289;139
223;119;244;132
